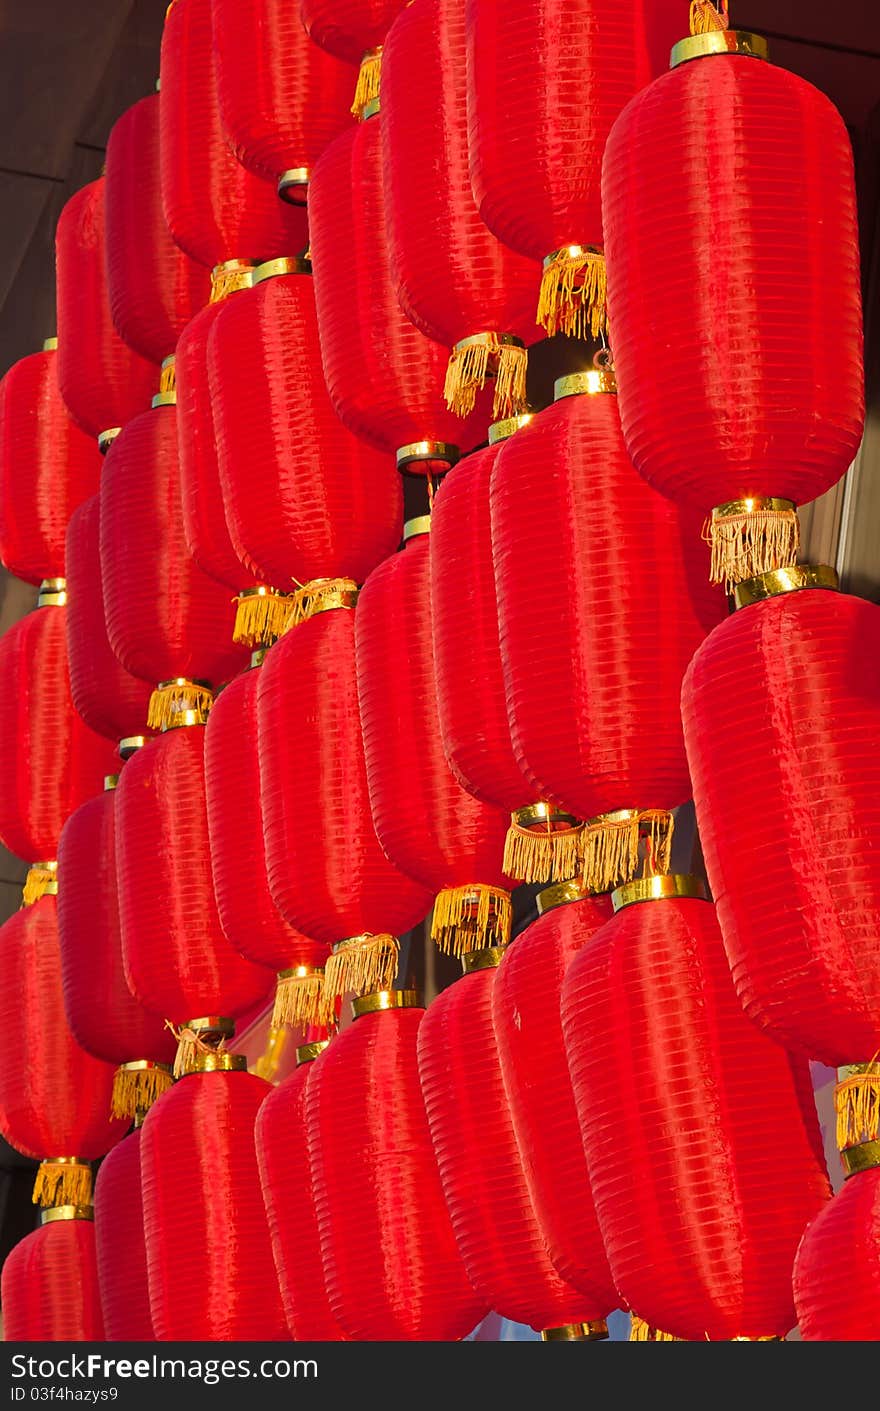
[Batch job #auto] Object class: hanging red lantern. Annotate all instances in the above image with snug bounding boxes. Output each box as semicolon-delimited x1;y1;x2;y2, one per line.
55;179;158;445
418;948;610;1337
492;881;617;1305
140;1059;288;1341
561;875;832;1340
466;1;680;340
1;1212;104;1342
490;372;724;892
93;1128;154;1341
601;13;864;590
381;0;540;420
356;523;512;959
212;0;352;203
306;991;486;1339
255;1038;346;1340
0;342;101;585
301;0;405;113
681;568;880;1067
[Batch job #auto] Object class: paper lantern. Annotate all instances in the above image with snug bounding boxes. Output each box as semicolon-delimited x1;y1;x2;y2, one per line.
682;568;880;1067
306;992;486;1340
381;0;540;418
602;19;864;589
94;1129;154;1341
300;0;405;112
561;876;832;1340
356;523;512;958
0;344;101;584
1;1213;104;1342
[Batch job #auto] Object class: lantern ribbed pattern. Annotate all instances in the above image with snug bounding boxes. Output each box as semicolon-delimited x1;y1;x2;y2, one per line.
0;348;101;584
306;1007;486;1340
0;604;117;862
94;1129;154;1341
209;270;402;588
419;960;601;1331
1;1221;104;1342
159;0;307;269
100;405;246;688
793;1168;880;1342
55;180;158;439
681;586;880;1066
66;497;152;742
141;1070;287;1341
602;51;864;514
561;894;832;1341
205;665;329;973
256;1059;346;1341
300;0;404;65
105;95;210;363
212;0;352;191
115;730;272;1026
0;897;125;1162
492;894;617;1303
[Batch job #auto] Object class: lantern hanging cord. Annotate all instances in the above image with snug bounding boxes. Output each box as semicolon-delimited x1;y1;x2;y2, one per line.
690;1;729;34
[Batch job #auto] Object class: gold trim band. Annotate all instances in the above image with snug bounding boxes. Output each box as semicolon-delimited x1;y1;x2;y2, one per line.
734;563;839;609
488;414;533;445
42;337;58;352
403;515;431;541
842;1139;880;1178
38;578;67;607
361;97;380;121
396;441;460;470
41;1205;93;1225
454;332;525;355
253;256;311;285
188;1051;247;1074
103;774;119;792
536;878;591;916
277;169;310;204
542;1321;609;1342
612;874;708;912
351;990;423;1020
670;30;769;68
554;370;616;400
296;1040;330;1066
461;945;506;975
118;735;147;759
97;427;122;454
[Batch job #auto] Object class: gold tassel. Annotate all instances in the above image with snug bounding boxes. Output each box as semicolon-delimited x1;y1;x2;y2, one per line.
284;578;360;632
443;335;528;420
209;260;255;304
110;1062;174;1121
232;586;291;648
502;807;584;885
352;47;382;118
167;1022;228;1080
158;359;176;396
272;967;328;1030
835;1063;880;1151
32;1159;93;1209
324;934;399;1008
22;861;57;907
690;0;729;35
147;679;214;732
630;1316;683;1342
430;885;512;958
537;247;607;340
704;503;800;593
582;810;674;895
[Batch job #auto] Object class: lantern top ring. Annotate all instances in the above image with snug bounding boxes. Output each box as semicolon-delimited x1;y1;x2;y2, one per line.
670;31;769;69
97;427;122;454
734;563;838;610
188;1051;248;1074
253;255;311;285
612;874;708;912
296;1040;331;1066
277;168;310;205
554;370;616;401
461;946;506;975
403;515;432;542
536;877;591;916
38;577;67;607
396;441;460;471
104;774;119;791
351;989;423;1020
841;1139;880;1179
542;1321;609;1342
41;1205;94;1225
488;415;533;445
118;735;147;759
42;337;58;352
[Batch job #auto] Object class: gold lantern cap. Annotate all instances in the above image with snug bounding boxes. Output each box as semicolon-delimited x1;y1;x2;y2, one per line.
612;873;708;912
351;989;423;1020
403;515;431;542
671;31;769;69
296;1040;331;1066
277;169;310;205
734;563;838;610
536;877;591;916
461;945;506;975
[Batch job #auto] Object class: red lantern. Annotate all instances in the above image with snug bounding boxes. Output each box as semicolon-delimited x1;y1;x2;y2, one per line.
561;877;832;1340
466;0;680;339
601;20;864;589
356;525;512;958
1;1214;104;1342
255;1039;346;1340
418;950;609;1337
55;180;158;443
306;993;486;1339
681;570;880;1067
492;882;617;1306
212;0;352;202
94;1129;154;1341
140;1062;288;1341
0;344;101;584
300;0;405;112
490;374;725;892
381;0;540;419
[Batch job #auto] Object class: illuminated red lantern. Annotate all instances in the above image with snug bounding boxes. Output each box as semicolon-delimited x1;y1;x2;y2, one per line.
0;343;101;584
602;18;864;589
682;569;880;1066
418;949;610;1337
306;993;486;1339
300;0;405;112
1;1214;104;1342
381;0;540;419
94;1129;154;1341
561;876;832;1340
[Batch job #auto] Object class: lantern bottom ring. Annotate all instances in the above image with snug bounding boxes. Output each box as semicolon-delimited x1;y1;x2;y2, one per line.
395;441;460;473
277;168;310;204
542;1321;608;1342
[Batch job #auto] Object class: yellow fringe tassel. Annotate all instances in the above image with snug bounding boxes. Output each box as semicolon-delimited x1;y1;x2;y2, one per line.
324;934;400;1007
209;261;254;304
32;1160;93;1209
168;1024;228;1080
110;1063;174;1121
147;680;214;732
537;247;607;340
443;336;528;420
272;968;328;1030
430;885;512;958
582;810;674;895
630;1316;683;1342
22;862;57;907
158;359;176;396
232;587;291;649
690;0;729;35
352;48;382;119
502;814;584;885
284;578;360;632
835;1065;880;1151
704;508;800;594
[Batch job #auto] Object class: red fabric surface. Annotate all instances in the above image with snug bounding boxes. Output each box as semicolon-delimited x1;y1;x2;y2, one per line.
209;272;402;587
682;588;880;1066
602;53;864;511
116;729;273;1025
356;533;510;896
794;1167;880;1342
0;897;125;1161
306;1008;486;1339
492;896;617;1305
159;0;307;268
105;95;209;364
490;391;725;820
55;180;158;439
212;0;351;187
256;1061;346;1341
257;609;430;945
100;404;247;687
561;895;832;1340
141;1070;287;1341
0;348;100;584
300;0;405;65
94;1129;154;1341
1;1221;105;1342
418;963;599;1330
0;605;117;861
